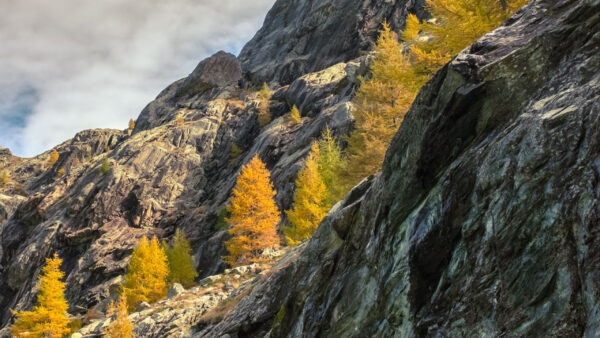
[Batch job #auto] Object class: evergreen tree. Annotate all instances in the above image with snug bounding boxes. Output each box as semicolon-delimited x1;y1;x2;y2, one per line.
11;253;70;337
48;149;59;167
105;294;133;338
288;105;301;125
164;229;198;288
317;127;346;208
284;143;328;246
223;155;280;266
128;119;135;131
100;157;111;175
123;236;169;311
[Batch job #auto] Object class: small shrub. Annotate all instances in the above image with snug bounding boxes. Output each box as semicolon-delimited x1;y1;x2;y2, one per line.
104;145;110;153
176;115;185;127
67;317;82;335
257;83;272;128
288;105;301;125
48;149;59;167
57;168;66;177
99;158;111;175
128;119;135;131
0;170;8;187
215;208;230;231
229;143;243;164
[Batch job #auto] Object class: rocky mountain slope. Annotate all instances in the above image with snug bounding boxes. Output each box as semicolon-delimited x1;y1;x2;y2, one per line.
2;0;599;336
0;0;421;334
195;0;600;336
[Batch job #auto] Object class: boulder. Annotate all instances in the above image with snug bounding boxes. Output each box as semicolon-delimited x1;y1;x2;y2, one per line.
167;283;185;299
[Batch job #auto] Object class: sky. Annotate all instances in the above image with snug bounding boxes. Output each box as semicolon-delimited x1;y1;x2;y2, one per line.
0;0;275;157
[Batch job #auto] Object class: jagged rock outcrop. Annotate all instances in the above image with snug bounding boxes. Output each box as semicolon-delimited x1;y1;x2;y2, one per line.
239;0;427;86
0;0;383;329
197;0;600;336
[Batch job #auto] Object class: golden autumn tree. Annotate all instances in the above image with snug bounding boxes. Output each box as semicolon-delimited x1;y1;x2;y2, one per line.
288;105;301;125
1;170;8;187
317;127;346;208
257;83;272;128
223;155;280;266
403;0;529;75
11;253;70;337
342;22;416;191
164;229;198;288
105;294;133;338
48;149;59;167
128;119;135;131
284;142;328;246
122;236;169;311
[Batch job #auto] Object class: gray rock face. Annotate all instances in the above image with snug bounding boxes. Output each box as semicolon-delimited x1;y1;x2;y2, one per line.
239;0;427;86
0;13;365;333
198;0;600;336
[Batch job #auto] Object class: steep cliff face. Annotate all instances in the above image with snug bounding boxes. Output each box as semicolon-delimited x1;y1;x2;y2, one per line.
239;0;426;86
197;0;600;336
0;0;425;333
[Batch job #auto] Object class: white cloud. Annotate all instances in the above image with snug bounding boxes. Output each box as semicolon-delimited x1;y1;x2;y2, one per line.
0;0;275;157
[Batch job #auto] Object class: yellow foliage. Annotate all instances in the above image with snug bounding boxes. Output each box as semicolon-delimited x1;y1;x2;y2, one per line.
1;170;8;187
48;149;59;167
176;115;185;127
257;83;272;128
403;0;530;73
258;82;271;100
284;142;328;246
11;253;70;338
340;0;528;190
317;127;346;208
164;229;198;288
223;155;280;266
288;105;302;125
128;119;135;131
105;294;133;338
57;168;66;178
122;236;169;311
99;157;111;175
342;22;415;190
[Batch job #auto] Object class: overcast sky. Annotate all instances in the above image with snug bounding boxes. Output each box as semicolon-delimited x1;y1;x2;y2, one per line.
0;0;275;157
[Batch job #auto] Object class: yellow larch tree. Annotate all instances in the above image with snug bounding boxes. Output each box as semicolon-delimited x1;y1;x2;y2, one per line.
288;105;301;125
257;83;272;127
317;127;346;209
1;170;8;187
403;0;530;75
122;236;169;311
11;253;70;337
48;149;59;168
223;154;280;266
164;229;198;288
284;142;328;246
342;22;415;191
105;294;133;338
128;119;135;131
